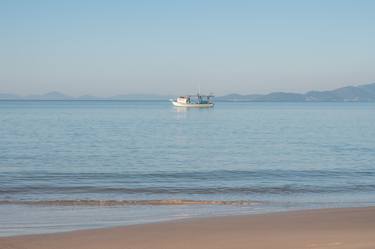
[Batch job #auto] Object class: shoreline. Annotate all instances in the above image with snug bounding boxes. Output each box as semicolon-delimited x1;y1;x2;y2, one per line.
2;206;375;249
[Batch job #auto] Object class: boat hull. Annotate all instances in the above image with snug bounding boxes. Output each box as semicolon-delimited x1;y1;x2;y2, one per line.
171;101;214;108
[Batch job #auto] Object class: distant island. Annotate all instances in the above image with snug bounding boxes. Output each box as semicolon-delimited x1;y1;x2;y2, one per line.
1;82;375;102
0;92;173;101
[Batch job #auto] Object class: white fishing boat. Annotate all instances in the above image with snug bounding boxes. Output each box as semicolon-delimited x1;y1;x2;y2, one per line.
170;94;214;108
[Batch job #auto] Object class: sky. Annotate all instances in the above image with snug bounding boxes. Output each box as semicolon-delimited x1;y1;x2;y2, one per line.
1;0;375;96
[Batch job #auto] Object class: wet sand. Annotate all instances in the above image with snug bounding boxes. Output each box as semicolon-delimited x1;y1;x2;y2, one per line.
1;207;375;249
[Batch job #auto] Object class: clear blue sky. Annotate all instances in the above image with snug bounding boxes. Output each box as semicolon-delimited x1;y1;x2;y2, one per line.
1;0;374;96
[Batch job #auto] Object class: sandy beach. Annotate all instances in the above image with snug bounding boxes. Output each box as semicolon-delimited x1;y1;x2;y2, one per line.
1;207;375;249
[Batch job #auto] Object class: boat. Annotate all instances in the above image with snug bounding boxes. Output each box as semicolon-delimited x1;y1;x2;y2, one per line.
170;94;214;108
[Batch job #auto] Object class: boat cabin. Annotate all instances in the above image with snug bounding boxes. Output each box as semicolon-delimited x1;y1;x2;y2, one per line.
176;94;214;104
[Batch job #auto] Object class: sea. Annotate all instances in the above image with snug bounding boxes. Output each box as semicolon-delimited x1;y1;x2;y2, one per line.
1;100;375;236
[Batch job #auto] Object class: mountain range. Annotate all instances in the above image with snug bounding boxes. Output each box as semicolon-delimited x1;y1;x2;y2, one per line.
217;82;375;102
1;82;375;102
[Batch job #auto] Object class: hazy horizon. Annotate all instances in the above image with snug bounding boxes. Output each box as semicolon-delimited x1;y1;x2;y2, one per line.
1;81;375;98
1;1;375;96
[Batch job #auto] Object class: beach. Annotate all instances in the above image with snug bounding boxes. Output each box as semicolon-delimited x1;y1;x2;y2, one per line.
2;0;375;247
1;207;375;249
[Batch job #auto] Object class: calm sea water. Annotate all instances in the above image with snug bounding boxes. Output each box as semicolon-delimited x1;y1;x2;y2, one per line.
1;100;375;236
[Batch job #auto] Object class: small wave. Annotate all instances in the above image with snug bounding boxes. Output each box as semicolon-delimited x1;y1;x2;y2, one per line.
2;184;375;195
4;169;374;182
0;199;260;206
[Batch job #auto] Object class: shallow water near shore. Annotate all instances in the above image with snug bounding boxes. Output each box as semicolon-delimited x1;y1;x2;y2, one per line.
1;100;375;236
